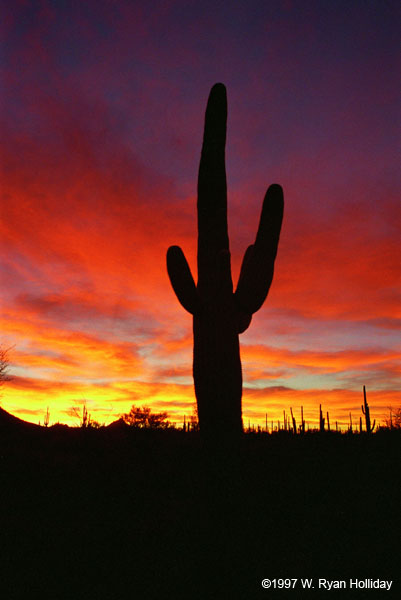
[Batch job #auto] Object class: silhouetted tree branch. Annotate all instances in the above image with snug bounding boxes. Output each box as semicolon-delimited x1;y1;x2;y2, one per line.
385;407;401;429
122;405;171;429
69;400;101;428
0;346;12;392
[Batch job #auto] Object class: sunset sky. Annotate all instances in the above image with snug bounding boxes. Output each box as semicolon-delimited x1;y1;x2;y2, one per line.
1;0;400;429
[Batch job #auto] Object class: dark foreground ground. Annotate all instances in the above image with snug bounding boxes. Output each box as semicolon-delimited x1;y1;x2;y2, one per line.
1;426;400;599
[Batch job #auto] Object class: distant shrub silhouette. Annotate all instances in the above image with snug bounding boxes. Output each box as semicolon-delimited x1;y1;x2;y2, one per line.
167;84;283;437
122;405;171;429
384;406;401;430
69;401;101;428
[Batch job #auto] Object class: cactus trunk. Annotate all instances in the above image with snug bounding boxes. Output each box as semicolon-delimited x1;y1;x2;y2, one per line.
167;84;283;437
193;307;242;434
362;385;375;433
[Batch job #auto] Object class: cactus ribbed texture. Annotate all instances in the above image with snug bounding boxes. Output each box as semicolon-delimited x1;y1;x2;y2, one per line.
167;84;284;436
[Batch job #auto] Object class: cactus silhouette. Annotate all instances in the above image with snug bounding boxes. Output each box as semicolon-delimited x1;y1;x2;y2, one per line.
300;405;305;434
362;385;375;433
319;404;325;432
167;84;284;436
290;407;297;434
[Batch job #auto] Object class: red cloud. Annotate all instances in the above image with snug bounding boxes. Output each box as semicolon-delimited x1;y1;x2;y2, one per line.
1;1;399;429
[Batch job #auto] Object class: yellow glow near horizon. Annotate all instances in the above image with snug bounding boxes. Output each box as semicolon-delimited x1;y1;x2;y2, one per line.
2;379;398;431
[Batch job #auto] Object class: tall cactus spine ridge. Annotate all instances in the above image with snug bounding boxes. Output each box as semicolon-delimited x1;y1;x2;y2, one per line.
362;385;376;433
167;84;284;437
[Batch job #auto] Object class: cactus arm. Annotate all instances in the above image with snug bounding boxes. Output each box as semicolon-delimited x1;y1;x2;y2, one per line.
237;312;252;334
197;83;230;295
166;245;199;314
235;184;284;315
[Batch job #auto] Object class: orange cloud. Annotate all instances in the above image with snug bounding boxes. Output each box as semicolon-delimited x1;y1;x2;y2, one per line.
1;313;143;381
242;344;401;375
1;2;399;432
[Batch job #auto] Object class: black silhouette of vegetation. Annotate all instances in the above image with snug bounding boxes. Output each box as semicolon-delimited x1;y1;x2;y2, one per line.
69;401;102;429
43;406;50;427
0;346;11;391
362;384;376;433
384;406;401;429
167;84;283;437
319;403;325;431
122;404;171;429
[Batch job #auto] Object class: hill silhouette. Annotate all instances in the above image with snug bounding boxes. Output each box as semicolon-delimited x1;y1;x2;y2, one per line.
0;405;42;432
0;405;129;433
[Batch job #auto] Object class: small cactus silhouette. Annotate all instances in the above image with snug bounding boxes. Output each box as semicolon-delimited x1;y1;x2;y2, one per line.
300;405;305;434
319;404;325;432
362;385;375;433
348;412;353;433
167;84;284;436
290;407;297;434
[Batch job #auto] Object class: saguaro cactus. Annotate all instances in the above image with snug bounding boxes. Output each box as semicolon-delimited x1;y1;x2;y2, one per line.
362;385;376;433
300;405;305;434
319;404;325;432
167;84;283;436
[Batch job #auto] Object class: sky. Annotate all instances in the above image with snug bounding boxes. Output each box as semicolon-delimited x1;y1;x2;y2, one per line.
1;0;400;429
